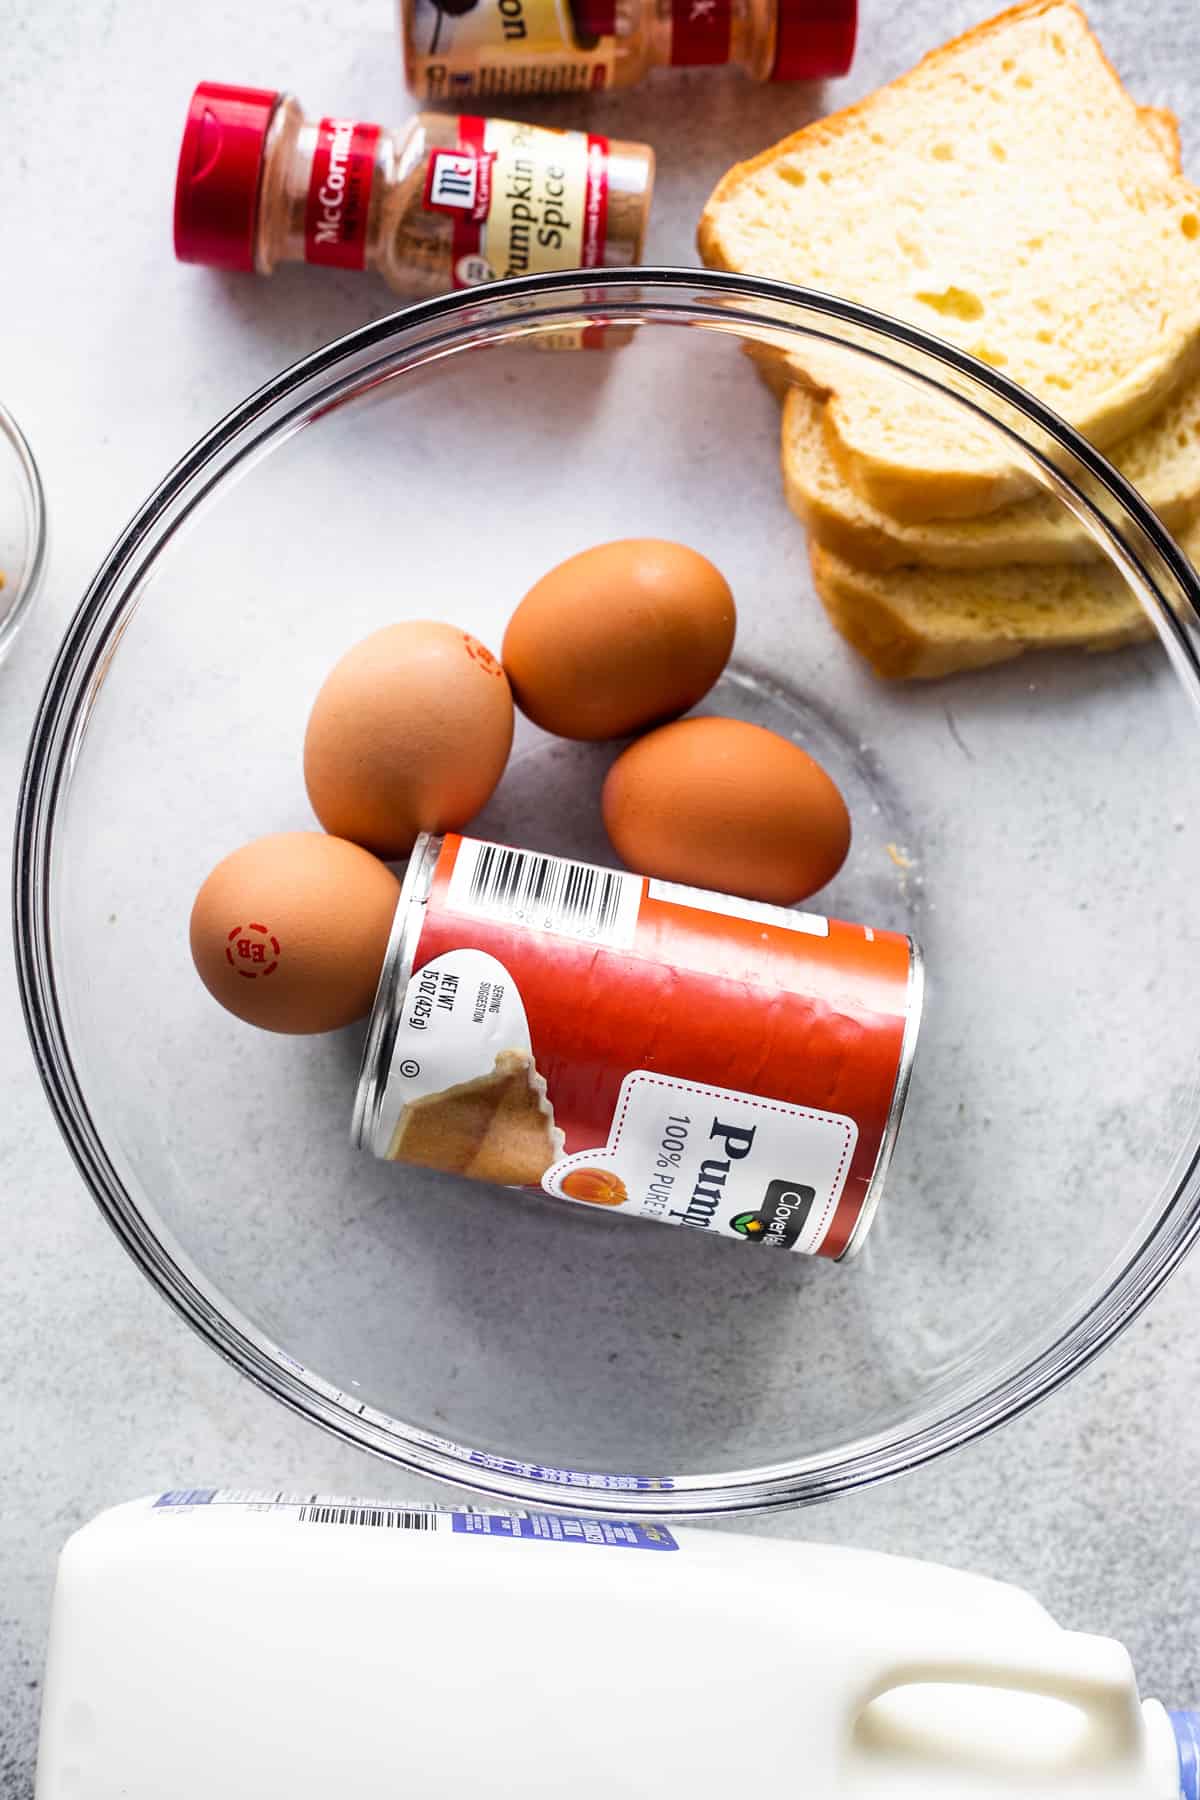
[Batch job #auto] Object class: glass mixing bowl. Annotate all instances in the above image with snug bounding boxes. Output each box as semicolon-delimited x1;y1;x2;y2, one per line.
0;399;47;664
15;271;1200;1513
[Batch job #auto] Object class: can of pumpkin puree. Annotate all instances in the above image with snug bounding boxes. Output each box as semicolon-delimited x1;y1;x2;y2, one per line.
353;833;923;1259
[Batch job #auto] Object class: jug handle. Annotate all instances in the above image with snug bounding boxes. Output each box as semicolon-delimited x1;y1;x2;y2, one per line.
853;1632;1144;1760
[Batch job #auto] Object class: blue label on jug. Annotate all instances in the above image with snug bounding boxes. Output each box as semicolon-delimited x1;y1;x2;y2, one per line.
451;1511;677;1549
151;1491;677;1549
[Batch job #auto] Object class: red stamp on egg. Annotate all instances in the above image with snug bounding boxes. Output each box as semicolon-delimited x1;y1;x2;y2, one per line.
462;633;504;677
226;922;281;980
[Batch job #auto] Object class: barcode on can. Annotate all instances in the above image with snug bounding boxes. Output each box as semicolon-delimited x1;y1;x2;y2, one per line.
299;1505;450;1529
446;839;642;948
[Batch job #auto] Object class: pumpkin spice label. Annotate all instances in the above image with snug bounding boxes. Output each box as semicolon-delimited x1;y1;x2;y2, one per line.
423;116;609;287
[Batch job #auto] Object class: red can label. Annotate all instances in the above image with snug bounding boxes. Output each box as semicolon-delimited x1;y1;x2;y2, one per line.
370;836;920;1259
304;118;381;270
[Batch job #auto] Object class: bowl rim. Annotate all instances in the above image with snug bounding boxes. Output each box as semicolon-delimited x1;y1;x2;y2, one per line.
0;398;48;663
14;266;1200;1516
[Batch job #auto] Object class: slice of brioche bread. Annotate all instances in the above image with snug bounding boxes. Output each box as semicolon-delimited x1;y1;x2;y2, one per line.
783;376;1200;571
806;525;1195;680
745;102;1181;412
700;2;1200;521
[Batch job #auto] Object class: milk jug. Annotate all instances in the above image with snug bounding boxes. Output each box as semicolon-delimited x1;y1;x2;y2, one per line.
35;1491;1200;1800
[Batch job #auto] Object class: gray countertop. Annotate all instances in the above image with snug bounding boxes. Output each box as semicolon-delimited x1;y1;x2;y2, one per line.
4;0;1200;1791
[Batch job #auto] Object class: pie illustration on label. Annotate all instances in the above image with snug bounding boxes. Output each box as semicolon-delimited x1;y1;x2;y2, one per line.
388;1048;564;1186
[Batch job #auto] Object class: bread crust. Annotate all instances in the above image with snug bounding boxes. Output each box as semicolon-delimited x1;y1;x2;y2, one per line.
781;381;1200;571
807;537;1156;680
699;1;1102;270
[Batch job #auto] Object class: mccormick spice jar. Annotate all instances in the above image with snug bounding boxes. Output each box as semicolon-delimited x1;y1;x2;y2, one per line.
354;833;922;1259
401;0;856;100
174;82;653;297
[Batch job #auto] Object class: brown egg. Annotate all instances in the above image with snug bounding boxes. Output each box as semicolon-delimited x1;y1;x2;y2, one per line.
190;833;401;1034
602;716;851;905
502;539;736;740
305;621;514;858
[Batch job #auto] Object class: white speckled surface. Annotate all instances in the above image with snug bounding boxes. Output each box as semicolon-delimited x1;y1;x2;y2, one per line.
5;0;1200;1792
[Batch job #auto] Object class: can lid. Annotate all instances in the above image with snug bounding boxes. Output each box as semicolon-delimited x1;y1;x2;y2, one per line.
174;81;280;271
771;0;856;81
1172;1710;1200;1800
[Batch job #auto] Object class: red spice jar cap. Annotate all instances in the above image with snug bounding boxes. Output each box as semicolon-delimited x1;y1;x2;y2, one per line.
771;0;856;80
174;81;280;271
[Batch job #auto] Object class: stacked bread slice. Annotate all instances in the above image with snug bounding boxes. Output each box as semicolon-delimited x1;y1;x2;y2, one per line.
698;0;1200;678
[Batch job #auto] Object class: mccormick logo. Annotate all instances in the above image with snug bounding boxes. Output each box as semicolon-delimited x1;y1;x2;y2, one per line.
425;146;495;222
313;119;357;246
731;1179;816;1249
304;118;381;270
427;148;479;213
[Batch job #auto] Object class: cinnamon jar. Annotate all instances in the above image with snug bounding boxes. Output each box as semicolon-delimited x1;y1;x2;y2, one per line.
401;0;856;100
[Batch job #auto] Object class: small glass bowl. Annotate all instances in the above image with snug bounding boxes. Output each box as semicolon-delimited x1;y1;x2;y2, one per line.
0;402;46;664
15;271;1200;1514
